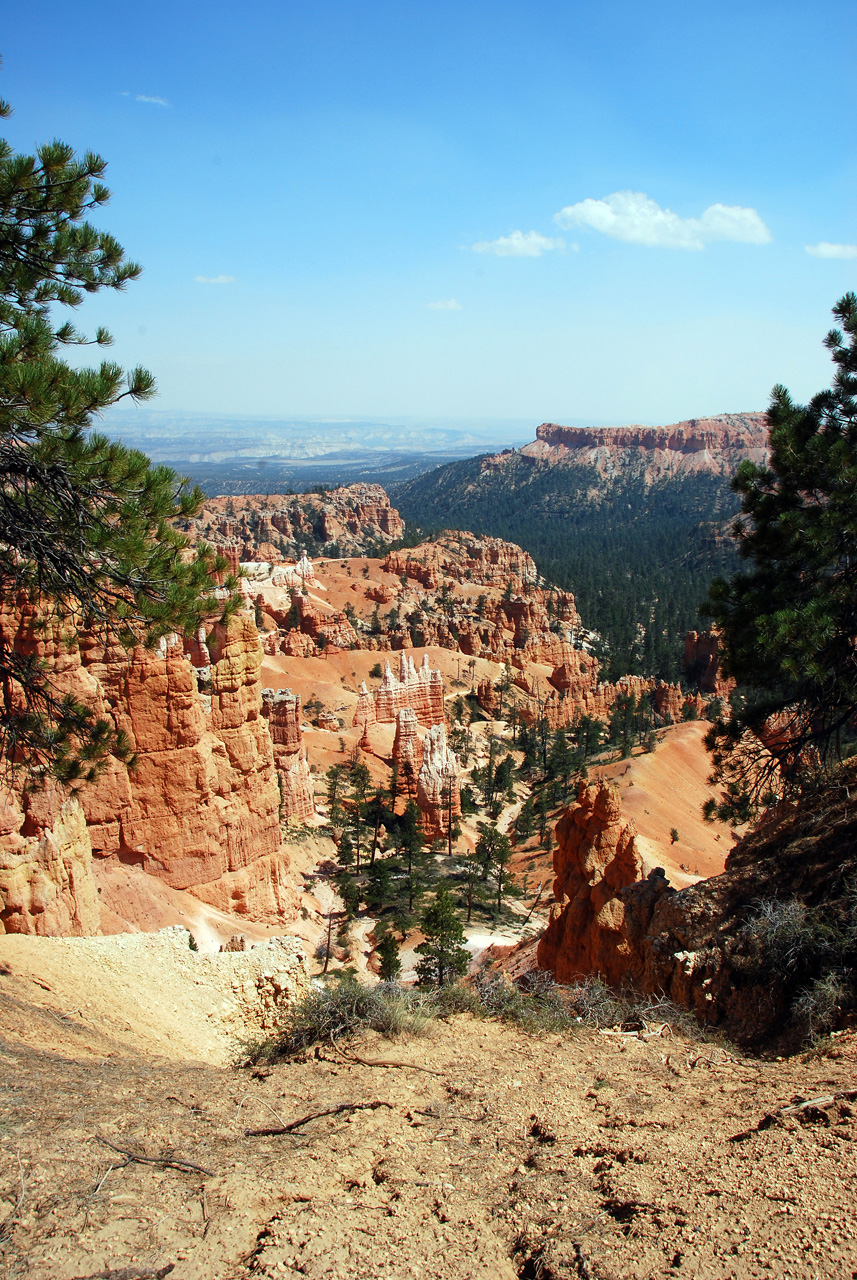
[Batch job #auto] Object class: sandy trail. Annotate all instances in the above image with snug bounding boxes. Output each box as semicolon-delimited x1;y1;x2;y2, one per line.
1;941;856;1280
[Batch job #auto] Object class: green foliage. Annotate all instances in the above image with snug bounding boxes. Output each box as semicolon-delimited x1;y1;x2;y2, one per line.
248;970;707;1064
393;460;742;683
376;932;402;981
0;104;238;782
705;294;857;819
415;884;470;988
268;978;434;1056
739;890;857;1041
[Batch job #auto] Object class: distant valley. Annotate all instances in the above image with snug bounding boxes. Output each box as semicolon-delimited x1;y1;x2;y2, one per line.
393;414;769;682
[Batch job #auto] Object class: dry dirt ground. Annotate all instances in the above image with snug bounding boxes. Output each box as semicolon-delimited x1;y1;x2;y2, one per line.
1;935;856;1280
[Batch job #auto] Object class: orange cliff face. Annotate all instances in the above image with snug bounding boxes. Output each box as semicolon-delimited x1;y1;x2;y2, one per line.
354;652;446;730
182;483;404;564
516;414;769;481
260;688;316;823
0;606;305;935
536;780;672;986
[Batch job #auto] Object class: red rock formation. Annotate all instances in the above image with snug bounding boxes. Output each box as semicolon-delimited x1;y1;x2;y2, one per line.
185;485;403;560
0;602;301;934
392;707;423;779
213;544;241;584
260;689;316;823
476;678;498;715
365;584;394;603
0;784;99;936
684;628;734;699
536;780;654;984
416;723;460;841
352;681;376;731
372;653;445;727
516;414;769;481
283;593;359;651
385;533;539;590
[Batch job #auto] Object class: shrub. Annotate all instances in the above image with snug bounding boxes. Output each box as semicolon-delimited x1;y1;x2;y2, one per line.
740;891;857;1041
270;980;434;1056
256;971;707;1064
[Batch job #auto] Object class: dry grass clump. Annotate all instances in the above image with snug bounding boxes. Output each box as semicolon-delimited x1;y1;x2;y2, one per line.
740;887;857;1041
246;970;706;1064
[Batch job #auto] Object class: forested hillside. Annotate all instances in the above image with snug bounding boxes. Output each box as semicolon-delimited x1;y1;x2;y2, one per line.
392;455;743;681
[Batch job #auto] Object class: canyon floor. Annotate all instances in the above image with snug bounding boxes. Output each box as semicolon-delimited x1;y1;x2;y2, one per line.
1;933;856;1280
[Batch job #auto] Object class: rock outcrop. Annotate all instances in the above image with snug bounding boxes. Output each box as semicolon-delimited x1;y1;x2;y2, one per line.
518;414;769;481
0;603;301;935
416;724;461;841
535;767;857;1048
260;689;316;823
184;484;404;561
0;787;100;936
353;653;445;729
392;707;423;785
385;533;539;590
536;781;657;984
684;628;734;699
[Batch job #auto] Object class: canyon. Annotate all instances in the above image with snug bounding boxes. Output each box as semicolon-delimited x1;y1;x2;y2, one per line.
4;473;854;1279
0;485;730;950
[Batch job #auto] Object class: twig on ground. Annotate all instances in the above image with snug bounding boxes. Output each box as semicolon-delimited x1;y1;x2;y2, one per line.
245;1099;394;1136
686;1046;734;1069
332;1046;444;1075
729;1085;857;1141
94;1135;214;1176
68;1268;175;1279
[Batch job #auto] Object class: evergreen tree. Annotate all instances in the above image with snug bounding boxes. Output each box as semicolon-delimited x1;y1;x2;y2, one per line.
376;932;401;981
0;105;238;781
705;294;857;819
415;885;470;988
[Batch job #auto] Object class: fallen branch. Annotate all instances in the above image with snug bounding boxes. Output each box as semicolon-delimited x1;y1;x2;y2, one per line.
729;1085;857;1142
70;1268;175;1280
245;1099;394;1136
334;1047;444;1075
95;1135;214;1176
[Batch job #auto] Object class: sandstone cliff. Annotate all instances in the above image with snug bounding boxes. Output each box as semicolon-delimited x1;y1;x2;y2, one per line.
536;763;857;1048
353;653;445;729
517;414;769;481
183;484;404;561
684;628;734;699
536;780;657;985
0;605;302;935
260;689;316;823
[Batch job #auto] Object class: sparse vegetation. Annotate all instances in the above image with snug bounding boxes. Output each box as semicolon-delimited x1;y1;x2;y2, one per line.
257;970;707;1062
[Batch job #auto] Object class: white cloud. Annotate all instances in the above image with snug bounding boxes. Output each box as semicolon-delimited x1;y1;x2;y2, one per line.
427;298;462;311
194;274;236;285
136;94;169;107
471;230;565;257
554;190;771;250
805;242;857;259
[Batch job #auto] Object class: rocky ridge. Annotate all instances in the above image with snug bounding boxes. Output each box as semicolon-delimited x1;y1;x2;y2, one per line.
515;413;769;481
183;483;404;562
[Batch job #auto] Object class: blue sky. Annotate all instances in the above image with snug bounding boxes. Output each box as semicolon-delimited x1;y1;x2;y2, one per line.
4;1;855;425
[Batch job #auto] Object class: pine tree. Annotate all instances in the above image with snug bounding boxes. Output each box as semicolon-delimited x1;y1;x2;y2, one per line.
376;932;402;981
705;294;857;818
0;103;237;782
415;885;469;988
